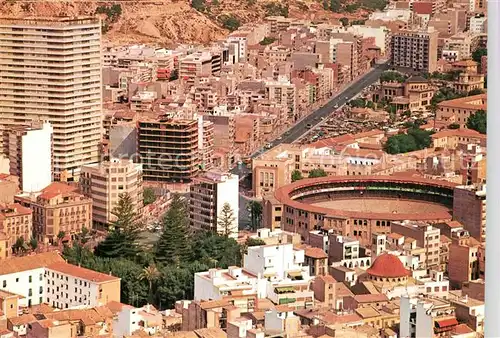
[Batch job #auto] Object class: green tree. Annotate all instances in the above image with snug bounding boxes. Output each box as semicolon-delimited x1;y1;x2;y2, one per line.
448;123;460;129
360;0;387;10
63;243;149;307
384;134;416;154
29;237;38;251
57;231;66;241
155;194;191;266
291;170;303;182
329;0;341;11
13;237;27;254
95;193;142;260
380;71;406;83
78;226;90;245
340;17;349;26
169;69;179;81
191;232;243;268
349;98;367;108
345;4;360;12
308;168;327;178
246;237;266;247
247;201;263;230
220;15;241;31
259;37;276;45
472;48;487;64
383;128;432;154
467;109;486;134
351;19;366;25
143;187;156;206
264;3;289;16
218;202;236;237
408;128;432;149
140;264;160;304
468;88;484;96
191;0;206;11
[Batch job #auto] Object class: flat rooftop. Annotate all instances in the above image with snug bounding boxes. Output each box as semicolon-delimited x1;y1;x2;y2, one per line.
0;17;99;26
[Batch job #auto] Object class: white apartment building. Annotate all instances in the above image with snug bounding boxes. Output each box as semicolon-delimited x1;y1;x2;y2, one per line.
195;244;314;307
189;170;239;237
194;266;267;301
400;295;458;338
244;244;309;281
112;303;162;338
80;158;144;227
7;122;53;193
227;35;247;62
469;15;487;34
0;252;120;310
0;17;102;181
329;235;372;270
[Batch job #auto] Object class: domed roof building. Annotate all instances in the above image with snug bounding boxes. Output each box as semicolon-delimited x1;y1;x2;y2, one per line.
366;253;410;284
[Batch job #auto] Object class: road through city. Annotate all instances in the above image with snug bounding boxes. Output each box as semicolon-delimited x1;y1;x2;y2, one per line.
234;61;390;228
249;61;391;159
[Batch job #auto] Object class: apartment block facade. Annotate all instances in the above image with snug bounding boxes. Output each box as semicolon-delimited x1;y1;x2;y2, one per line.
0;252;120;309
189;171;239;237
0;17;102;181
16;182;92;244
391;221;441;269
0;203;32;250
138;116;213;183
391;28;438;73
80;159;143;227
453;184;486;242
6;122;53;193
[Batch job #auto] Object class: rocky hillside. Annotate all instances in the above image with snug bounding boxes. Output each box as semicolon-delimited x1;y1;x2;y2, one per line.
0;0;376;45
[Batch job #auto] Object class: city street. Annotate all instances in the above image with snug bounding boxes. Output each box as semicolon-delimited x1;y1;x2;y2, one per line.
231;61;390;227
248;61;390;159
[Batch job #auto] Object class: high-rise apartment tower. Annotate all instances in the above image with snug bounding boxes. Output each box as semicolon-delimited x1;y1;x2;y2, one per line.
0;17;102;181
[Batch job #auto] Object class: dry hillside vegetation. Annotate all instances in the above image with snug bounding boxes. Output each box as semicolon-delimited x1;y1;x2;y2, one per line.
0;0;381;45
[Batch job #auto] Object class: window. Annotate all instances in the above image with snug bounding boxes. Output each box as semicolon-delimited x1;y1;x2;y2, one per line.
39;274;43;281
29;276;32;283
28;289;32;297
39;286;43;294
15;278;19;283
2;281;6;288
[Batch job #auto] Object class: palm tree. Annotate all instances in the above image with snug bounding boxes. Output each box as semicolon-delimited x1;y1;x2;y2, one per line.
57;231;66;242
140;264;160;304
29;237;38;252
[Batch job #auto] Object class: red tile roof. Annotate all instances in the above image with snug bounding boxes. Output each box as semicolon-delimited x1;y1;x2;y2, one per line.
353;294;389;303
431;128;486;140
317;274;337;283
452;323;474;334
436;317;459;328
304;247;328;259
0;252;64;276
0;203;32;218
47;262;120;284
367;253;410;278
413;2;433;15
39;182;78;200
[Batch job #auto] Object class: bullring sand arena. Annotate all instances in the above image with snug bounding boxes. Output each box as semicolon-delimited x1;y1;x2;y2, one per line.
274;175;457;221
312;198;451;215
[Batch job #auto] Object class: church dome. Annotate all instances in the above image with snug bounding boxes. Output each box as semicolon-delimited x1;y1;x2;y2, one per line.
367;253;410;278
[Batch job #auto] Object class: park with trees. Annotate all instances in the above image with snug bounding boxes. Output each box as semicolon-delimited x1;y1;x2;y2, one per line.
63;192;258;310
